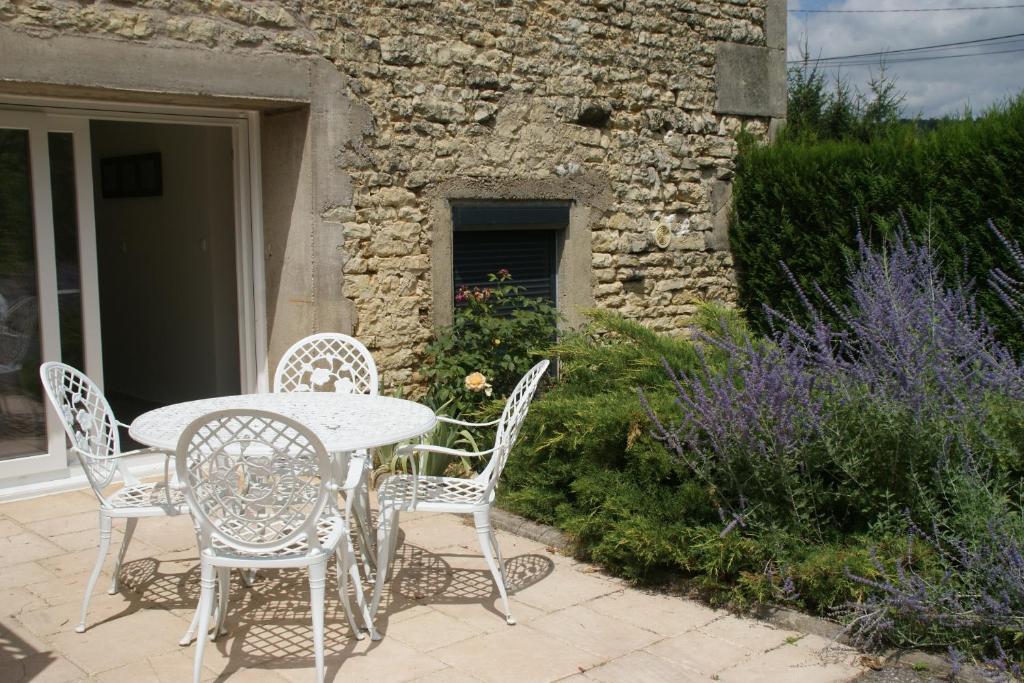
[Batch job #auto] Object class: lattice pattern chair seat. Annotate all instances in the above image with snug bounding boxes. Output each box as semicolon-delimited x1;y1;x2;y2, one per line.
108;481;187;511
210;515;345;560
177;409;377;683
378;474;487;509
39;362;190;635
371;360;550;626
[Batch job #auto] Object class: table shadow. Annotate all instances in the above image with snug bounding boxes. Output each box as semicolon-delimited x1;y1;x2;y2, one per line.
99;531;555;681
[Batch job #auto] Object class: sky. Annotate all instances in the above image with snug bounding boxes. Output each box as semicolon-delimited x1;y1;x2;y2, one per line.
786;0;1024;117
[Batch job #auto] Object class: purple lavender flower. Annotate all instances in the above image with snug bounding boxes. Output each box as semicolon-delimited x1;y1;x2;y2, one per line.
642;219;1024;672
988;220;1024;324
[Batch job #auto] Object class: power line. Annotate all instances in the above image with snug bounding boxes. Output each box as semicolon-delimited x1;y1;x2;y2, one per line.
786;31;1024;63
789;3;1024;12
810;44;1024;66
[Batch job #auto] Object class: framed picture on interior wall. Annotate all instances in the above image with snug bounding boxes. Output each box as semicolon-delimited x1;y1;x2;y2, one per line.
100;152;162;198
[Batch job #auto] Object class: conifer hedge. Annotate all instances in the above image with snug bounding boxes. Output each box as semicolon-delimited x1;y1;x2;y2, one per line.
730;96;1024;348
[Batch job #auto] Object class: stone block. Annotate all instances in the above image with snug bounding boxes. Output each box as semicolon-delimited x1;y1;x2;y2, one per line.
375;187;417;208
766;0;788;51
380;35;423;65
714;42;786;118
706;178;732;251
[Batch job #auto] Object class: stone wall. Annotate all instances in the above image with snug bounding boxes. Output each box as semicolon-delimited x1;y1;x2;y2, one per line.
0;0;785;391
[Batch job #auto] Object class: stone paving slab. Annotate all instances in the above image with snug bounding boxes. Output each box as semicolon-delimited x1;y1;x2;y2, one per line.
0;488;867;682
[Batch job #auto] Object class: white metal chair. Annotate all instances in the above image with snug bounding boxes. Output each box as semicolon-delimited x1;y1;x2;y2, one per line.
273;333;379;395
176;409;376;683
38;361;188;633
371;359;550;625
273;332;379;570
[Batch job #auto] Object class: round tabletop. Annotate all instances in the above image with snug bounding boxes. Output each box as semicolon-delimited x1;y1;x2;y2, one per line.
129;393;437;452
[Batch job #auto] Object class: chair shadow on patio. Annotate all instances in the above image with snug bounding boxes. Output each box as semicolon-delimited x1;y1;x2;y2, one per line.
82;555;202;631
100;531;555;680
100;556;366;679
371;532;556;631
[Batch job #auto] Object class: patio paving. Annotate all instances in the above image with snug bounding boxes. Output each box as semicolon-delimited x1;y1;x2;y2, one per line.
0;487;866;682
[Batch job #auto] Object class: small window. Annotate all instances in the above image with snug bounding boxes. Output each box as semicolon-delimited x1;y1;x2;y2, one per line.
451;201;569;307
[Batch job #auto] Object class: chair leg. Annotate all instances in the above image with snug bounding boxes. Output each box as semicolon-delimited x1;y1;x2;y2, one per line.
211;568;230;640
191;563;216;683
179;602;201;647
386;509;401;581
489;527;508;588
309;559;328;683
369;507;396;617
76;512;112;633
240;568;258;587
335;548;365;641
109;517;137;595
474;509;514;625
352;480;376;579
344;534;380;641
179;528;204;647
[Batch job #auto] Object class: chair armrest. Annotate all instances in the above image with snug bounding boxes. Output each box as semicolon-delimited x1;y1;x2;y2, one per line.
121;446;175;458
436;415;501;428
391;444;493;508
71;446;137;461
395;443;496;459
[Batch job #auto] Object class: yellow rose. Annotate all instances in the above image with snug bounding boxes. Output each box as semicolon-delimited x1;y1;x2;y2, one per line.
464;372;489;392
464;372;493;396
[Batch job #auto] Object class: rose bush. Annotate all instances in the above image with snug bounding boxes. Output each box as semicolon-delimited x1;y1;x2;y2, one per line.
421;270;557;417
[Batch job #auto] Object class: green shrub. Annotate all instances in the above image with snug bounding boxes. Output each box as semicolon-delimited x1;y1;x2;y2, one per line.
731;95;1024;351
421;270;557;417
502;232;1024;670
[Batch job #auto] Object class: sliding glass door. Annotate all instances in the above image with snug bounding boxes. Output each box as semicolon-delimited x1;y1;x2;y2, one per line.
0;111;100;480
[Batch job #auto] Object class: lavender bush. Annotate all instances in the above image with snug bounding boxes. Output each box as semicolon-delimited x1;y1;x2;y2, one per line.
844;456;1024;679
644;226;1024;671
990;219;1024;323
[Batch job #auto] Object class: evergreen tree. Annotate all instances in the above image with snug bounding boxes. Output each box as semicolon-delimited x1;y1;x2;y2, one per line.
781;51;906;142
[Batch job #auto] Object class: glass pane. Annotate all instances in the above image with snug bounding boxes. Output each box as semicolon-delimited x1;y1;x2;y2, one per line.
49;132;84;371
0;128;45;459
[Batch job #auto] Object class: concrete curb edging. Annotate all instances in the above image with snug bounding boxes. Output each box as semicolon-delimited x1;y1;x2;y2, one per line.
488;506;571;552
486;506;991;683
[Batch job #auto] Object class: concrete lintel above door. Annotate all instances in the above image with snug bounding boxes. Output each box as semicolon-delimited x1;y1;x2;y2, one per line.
0;27;313;110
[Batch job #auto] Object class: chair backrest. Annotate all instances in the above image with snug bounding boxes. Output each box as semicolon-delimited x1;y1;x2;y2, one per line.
176;409;333;555
38;361;125;502
273;333;379;395
479;359;550;497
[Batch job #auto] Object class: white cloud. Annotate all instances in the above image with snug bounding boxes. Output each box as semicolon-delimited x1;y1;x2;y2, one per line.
787;0;1024;117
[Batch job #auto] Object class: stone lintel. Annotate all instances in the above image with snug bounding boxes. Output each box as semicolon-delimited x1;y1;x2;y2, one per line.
0;26;313;108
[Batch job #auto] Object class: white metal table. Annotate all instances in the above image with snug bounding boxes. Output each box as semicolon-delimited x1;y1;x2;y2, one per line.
130;393;437;453
131;392;437;584
129;393;434;650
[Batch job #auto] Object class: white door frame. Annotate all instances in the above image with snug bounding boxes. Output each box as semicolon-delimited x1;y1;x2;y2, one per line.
0;97;268;486
0;110;67;479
